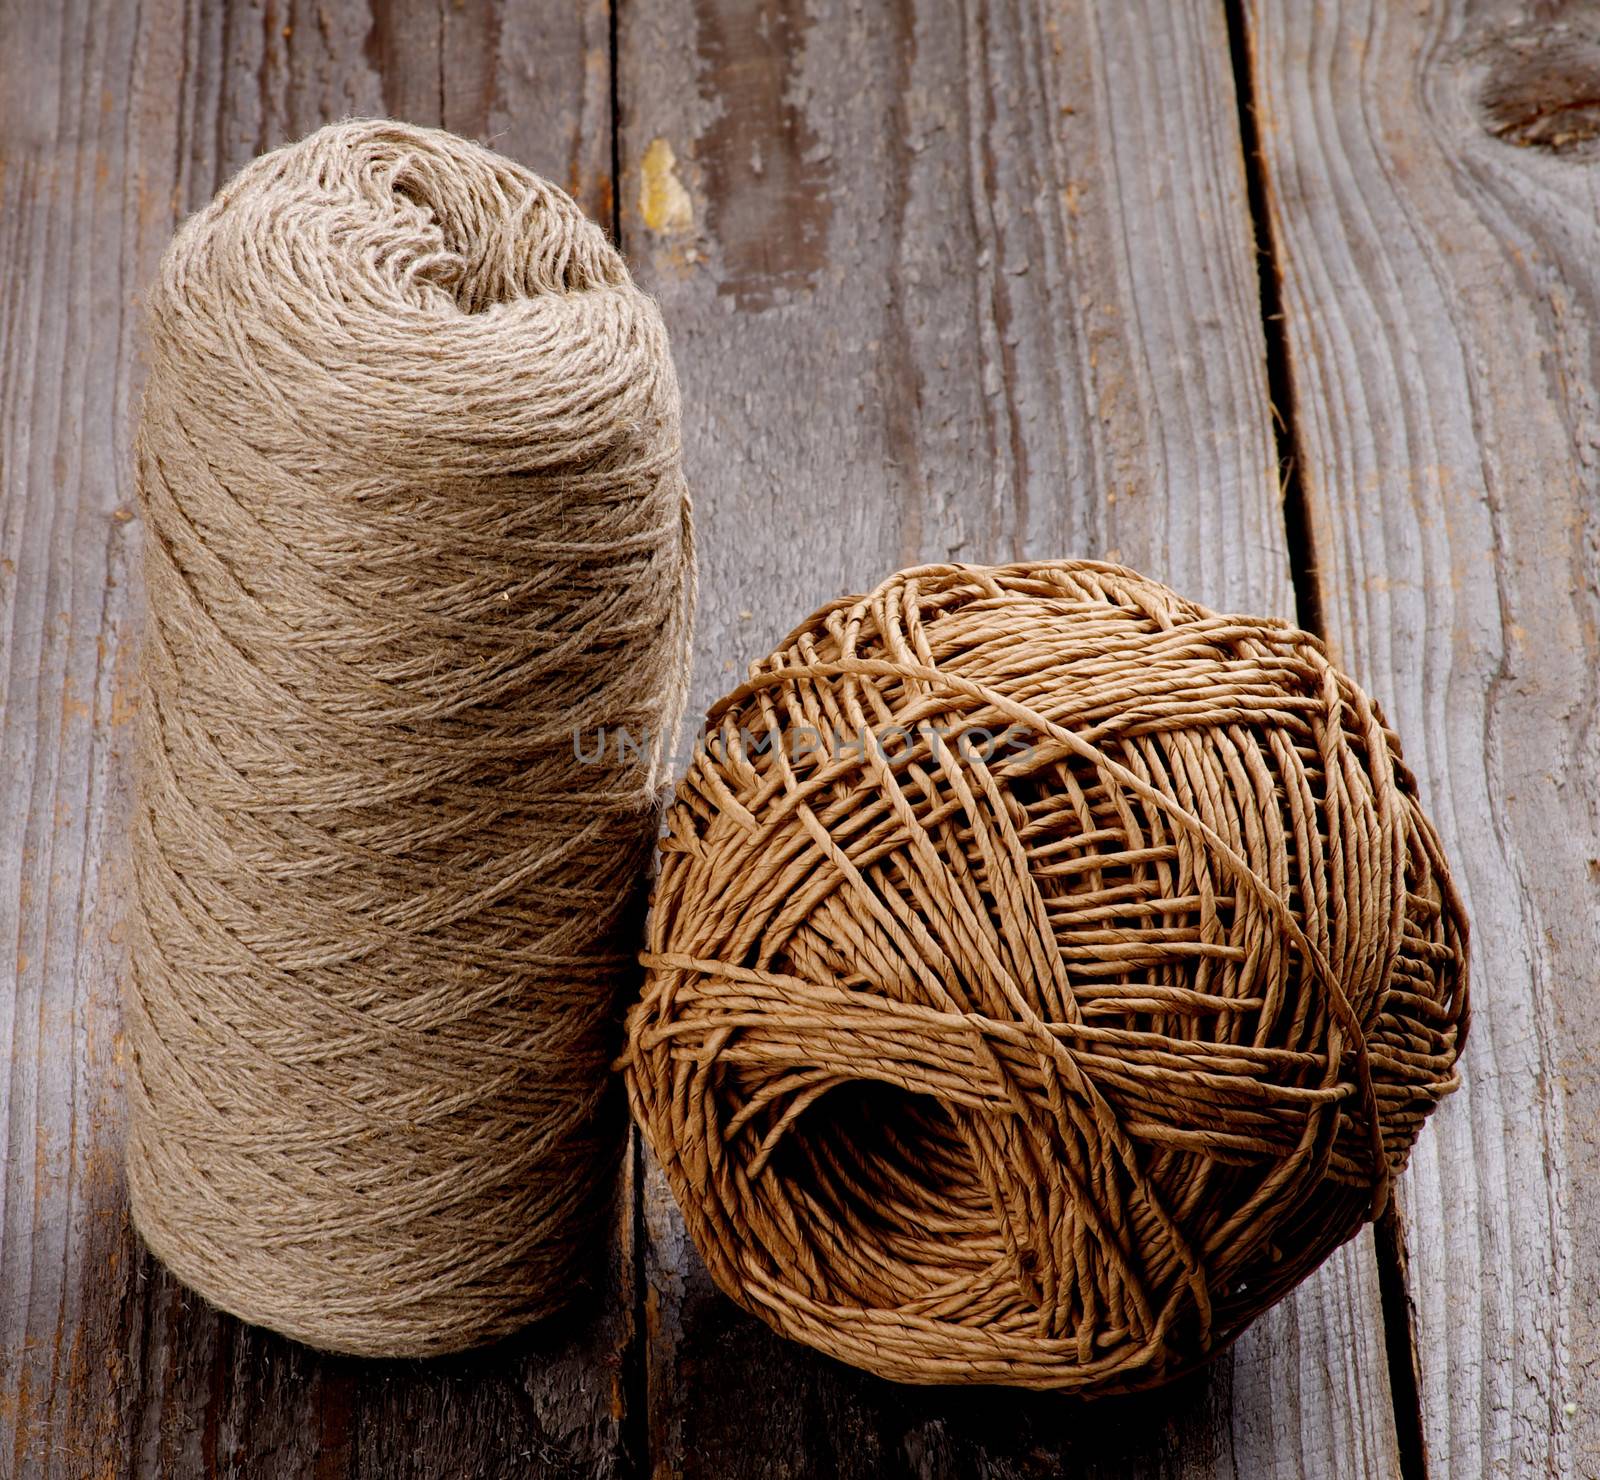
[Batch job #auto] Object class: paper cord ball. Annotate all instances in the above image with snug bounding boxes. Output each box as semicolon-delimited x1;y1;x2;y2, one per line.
623;561;1467;1393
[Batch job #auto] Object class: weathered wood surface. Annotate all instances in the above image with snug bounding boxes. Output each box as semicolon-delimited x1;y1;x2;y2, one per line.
1244;1;1600;1476
2;0;1576;1474
618;0;1400;1475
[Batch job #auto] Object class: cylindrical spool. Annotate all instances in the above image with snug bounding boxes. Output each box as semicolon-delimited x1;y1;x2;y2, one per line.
127;120;694;1356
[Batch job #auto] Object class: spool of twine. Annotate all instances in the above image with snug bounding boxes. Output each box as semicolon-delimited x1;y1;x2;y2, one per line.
623;561;1467;1393
127;120;694;1356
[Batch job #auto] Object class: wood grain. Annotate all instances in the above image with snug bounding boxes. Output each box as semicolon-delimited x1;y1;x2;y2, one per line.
0;2;636;1475
9;0;1550;1472
617;0;1402;1474
1243;0;1600;1475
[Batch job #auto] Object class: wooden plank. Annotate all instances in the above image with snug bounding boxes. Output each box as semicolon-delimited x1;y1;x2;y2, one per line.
618;1;1402;1474
1242;2;1600;1476
0;2;639;1475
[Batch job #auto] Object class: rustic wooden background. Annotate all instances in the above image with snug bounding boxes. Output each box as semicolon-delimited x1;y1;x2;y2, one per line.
3;0;1596;1475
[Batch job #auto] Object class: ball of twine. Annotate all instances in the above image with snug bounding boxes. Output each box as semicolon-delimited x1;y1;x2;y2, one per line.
128;120;694;1357
623;561;1467;1393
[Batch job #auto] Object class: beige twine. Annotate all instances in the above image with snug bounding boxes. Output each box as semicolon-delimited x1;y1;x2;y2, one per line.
127;120;695;1357
623;561;1467;1393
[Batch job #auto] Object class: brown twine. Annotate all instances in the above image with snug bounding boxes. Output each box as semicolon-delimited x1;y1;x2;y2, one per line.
127;120;695;1357
622;561;1467;1393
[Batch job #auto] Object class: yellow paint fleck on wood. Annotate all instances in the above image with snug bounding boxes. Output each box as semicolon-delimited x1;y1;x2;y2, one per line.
640;137;693;235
